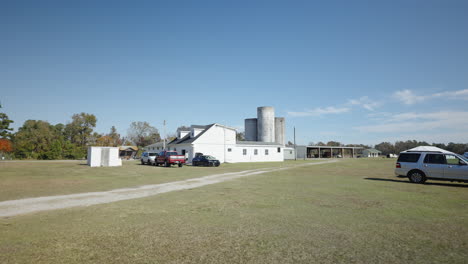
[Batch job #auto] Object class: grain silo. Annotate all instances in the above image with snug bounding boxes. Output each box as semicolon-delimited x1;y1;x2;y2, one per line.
257;106;275;142
244;118;258;141
274;117;285;145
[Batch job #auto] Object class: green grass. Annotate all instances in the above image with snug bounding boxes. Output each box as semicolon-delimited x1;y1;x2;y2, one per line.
1;158;467;263
0;160;313;201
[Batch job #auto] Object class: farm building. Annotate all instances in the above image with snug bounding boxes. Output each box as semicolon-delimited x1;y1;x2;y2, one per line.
146;106;286;163
295;145;364;159
362;148;382;158
283;147;296;160
119;146;138;159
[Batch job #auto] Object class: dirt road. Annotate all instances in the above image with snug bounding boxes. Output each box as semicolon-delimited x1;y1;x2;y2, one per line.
0;160;337;217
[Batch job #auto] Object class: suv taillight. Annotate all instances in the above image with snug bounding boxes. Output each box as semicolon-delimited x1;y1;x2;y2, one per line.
396;163;401;168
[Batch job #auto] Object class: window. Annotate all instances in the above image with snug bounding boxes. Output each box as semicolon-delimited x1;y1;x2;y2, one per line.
290;151;293;154
277;147;281;153
254;149;258;155
445;154;462;165
243;149;247;155
265;149;269;155
397;153;421;163
423;154;445;164
228;148;232;152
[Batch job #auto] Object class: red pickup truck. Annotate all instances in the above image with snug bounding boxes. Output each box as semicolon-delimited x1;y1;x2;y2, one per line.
155;151;186;167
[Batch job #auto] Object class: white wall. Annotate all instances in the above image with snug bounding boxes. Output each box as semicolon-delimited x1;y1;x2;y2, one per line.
228;145;283;163
283;147;295;160
191;125;237;163
87;147;122;167
167;124;284;163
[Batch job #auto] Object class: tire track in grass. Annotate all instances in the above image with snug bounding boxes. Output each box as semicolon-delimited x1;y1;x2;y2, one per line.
0;160;338;217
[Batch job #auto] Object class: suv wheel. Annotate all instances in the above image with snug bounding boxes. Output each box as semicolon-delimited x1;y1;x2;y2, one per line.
141;160;144;165
408;170;426;184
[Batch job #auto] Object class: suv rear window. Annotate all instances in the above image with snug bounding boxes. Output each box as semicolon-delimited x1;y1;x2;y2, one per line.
397;153;421;163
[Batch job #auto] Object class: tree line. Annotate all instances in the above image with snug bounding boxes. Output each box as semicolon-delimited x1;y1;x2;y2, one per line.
375;140;468;155
2;108;467;159
0;111;162;160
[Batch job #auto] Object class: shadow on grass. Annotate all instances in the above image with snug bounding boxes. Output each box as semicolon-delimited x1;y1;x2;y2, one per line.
364;178;468;188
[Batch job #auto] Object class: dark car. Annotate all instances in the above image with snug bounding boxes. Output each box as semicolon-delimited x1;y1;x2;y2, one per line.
192;155;220;167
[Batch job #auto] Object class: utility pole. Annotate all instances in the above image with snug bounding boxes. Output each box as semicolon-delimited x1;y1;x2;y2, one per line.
163;120;166;150
294;126;297;161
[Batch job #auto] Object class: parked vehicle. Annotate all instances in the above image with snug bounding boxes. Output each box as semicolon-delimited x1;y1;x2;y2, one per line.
395;149;468;184
155;151;185;167
192;155;220;167
141;152;159;165
464;152;468;159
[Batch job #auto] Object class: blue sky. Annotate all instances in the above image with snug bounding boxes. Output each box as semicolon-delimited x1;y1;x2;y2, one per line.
1;0;468;145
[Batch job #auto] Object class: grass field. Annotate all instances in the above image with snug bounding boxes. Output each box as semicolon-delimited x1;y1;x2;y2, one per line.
1;159;467;263
0;160;313;201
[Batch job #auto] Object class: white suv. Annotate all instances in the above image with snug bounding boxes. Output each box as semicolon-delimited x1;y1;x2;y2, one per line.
395;151;468;184
141;152;158;165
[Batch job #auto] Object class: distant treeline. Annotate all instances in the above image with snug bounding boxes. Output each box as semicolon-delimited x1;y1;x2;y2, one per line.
375;141;468;155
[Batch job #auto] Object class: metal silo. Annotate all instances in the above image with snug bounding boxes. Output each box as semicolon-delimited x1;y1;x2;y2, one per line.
275;117;285;145
244;118;258;141
257;106;275;142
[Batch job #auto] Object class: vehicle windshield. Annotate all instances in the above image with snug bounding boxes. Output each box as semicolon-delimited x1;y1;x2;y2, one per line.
205;155;216;160
167;152;178;156
149;153;157;156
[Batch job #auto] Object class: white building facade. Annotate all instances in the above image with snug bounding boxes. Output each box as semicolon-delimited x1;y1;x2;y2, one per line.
145;106;286;163
147;124;284;163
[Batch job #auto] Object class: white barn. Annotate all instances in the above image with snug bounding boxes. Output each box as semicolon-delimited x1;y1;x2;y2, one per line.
145;106;287;163
164;124;284;163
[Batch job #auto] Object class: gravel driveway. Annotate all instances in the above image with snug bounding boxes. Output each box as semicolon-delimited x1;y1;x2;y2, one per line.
0;160;337;218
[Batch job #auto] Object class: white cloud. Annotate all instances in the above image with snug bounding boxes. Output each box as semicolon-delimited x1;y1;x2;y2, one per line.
353;110;468;133
288;106;350;117
394;89;468;105
348;96;381;111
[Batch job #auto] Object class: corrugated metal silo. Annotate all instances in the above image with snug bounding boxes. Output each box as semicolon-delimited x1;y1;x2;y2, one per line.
244;118;258;141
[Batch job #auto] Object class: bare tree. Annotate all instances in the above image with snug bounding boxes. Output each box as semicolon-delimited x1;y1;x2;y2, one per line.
127;122;161;147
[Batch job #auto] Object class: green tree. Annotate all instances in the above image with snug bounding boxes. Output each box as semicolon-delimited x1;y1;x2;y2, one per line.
0;113;14;139
65;113;97;147
108;126;122;146
375;142;395;155
326;141;342;146
236;132;245;141
445;142;468;154
127;121;160;147
14;120;57;159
